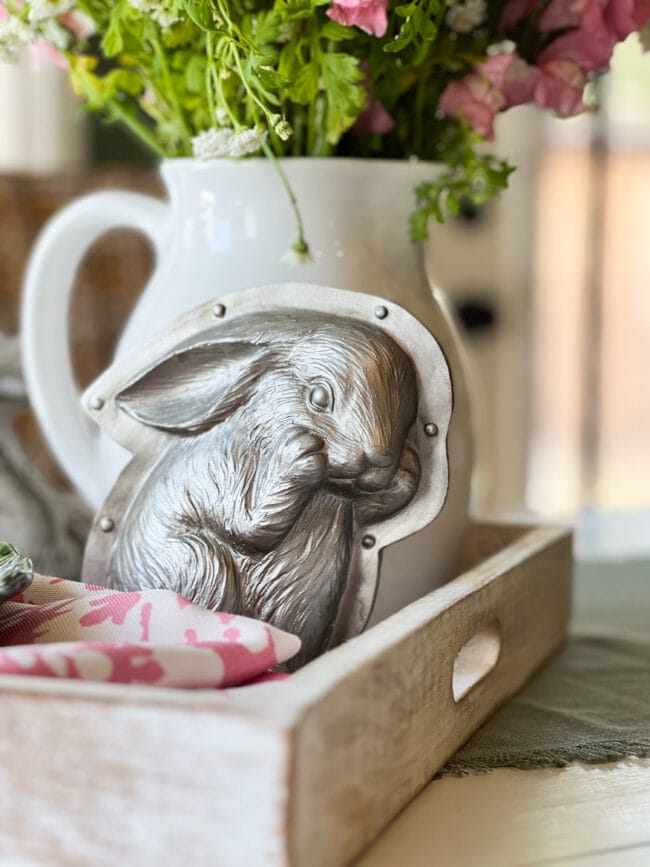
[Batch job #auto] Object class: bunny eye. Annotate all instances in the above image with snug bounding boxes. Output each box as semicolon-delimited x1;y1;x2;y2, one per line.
308;383;334;413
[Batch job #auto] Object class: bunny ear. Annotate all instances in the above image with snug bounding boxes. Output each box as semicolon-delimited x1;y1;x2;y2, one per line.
116;340;279;434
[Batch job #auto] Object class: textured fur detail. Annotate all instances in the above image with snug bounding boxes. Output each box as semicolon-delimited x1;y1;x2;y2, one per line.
109;314;421;668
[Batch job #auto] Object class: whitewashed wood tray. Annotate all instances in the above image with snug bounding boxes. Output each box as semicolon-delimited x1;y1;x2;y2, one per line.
0;521;572;867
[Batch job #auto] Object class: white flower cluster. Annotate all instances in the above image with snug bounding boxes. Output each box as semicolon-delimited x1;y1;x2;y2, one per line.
128;0;179;29
446;0;487;34
192;126;269;160
28;0;74;24
0;16;34;63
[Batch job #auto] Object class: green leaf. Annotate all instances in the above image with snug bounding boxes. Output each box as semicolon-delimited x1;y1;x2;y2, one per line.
409;152;515;239
252;10;283;44
320;21;355;41
256;65;285;92
446;193;460;216
395;3;418;17
320;52;365;143
182;0;216;31
101;6;125;57
69;56;107;109
383;22;414;54
185;55;206;93
287;62;319;103
417;15;438;41
104;69;143;97
275;0;325;21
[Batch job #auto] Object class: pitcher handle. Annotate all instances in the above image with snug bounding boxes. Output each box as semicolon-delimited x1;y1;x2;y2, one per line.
21;190;169;509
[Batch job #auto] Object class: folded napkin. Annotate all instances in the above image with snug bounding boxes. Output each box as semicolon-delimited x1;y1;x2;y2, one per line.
0;574;300;688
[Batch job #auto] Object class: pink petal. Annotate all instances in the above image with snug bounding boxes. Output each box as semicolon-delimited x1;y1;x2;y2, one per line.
356;99;395;134
534;60;587;116
539;6;616;72
500;0;544;30
327;0;388;37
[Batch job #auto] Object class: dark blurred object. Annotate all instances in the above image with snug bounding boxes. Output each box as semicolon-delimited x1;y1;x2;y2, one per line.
456;297;498;336
457;196;484;223
0;168;162;489
89;116;157;167
0;541;33;604
0;332;90;579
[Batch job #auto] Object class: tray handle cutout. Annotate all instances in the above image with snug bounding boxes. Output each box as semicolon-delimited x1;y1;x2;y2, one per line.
452;623;501;702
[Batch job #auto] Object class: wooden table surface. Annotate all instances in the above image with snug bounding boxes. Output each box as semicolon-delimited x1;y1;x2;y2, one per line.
361;516;650;867
359;759;650;866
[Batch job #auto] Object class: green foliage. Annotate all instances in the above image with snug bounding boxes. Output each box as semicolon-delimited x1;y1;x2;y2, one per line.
19;0;521;235
384;0;444;57
410;157;515;240
407;121;515;239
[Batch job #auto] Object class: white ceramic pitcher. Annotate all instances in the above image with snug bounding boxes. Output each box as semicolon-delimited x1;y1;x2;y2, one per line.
21;157;473;619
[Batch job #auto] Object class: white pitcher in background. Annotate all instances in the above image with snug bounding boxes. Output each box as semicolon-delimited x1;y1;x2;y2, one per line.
21;157;474;621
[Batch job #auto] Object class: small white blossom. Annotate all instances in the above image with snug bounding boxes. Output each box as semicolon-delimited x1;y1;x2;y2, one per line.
28;0;74;24
446;0;487;34
274;119;292;141
228;127;268;157
215;107;230;125
0;16;34;63
128;0;179;29
192;128;234;160
281;244;312;266
39;18;71;50
191;126;268;160
66;10;95;39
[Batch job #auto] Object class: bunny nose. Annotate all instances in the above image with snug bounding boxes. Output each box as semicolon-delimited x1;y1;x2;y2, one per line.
356;451;397;493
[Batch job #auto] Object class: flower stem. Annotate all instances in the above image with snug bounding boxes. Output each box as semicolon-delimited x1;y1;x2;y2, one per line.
261;141;309;256
230;44;272;122
205;31;216;121
109;101;166;158
151;30;190;151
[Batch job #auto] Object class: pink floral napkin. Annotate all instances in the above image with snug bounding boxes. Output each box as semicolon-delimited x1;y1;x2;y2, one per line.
0;575;300;688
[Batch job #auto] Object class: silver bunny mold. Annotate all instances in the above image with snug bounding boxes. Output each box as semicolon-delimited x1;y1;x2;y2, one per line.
82;285;452;669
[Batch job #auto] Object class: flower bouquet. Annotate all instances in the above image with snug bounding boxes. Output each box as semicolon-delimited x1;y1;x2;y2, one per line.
1;0;649;246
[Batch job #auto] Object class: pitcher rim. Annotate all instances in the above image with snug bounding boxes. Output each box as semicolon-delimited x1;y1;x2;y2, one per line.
160;156;442;171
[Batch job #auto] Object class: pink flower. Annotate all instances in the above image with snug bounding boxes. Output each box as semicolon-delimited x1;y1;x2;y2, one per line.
533;60;587;116
604;0;650;38
538;0;602;32
439;72;506;140
539;4;617;71
479;53;540;106
499;0;544;30
356;99;395;134
327;0;388;37
29;42;67;71
61;10;95;40
439;52;542;139
540;0;650;38
477;53;513;88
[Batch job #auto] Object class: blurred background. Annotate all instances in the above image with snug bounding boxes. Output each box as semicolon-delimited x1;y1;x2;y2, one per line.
1;33;649;559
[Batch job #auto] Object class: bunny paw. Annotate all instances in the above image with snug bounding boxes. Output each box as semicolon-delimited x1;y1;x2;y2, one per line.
284;429;328;487
396;444;420;488
355;444;420;525
390;447;420;506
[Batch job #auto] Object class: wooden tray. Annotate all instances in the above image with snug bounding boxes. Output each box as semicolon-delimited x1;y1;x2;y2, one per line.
0;521;572;867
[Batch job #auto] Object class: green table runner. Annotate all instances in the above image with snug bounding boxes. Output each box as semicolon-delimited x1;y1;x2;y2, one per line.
441;560;650;775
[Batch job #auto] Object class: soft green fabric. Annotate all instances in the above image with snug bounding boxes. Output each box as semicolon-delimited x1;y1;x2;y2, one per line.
441;560;650;775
